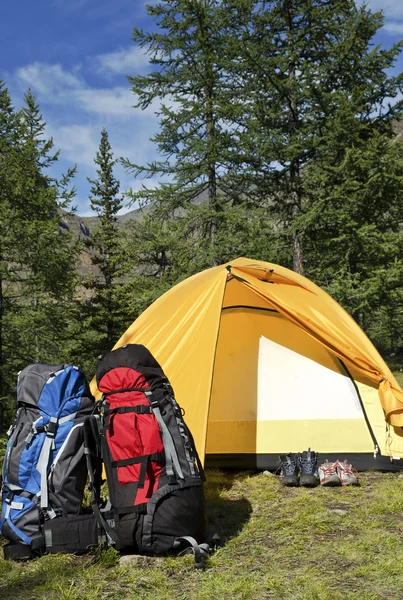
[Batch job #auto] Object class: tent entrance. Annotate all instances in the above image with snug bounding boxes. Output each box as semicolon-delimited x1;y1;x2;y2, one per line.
206;308;377;459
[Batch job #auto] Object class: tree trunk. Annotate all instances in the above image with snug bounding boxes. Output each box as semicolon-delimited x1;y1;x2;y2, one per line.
0;268;4;433
206;86;218;247
286;0;305;275
200;0;219;266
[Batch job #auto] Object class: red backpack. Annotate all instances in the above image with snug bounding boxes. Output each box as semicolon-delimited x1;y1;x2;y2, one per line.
85;344;210;566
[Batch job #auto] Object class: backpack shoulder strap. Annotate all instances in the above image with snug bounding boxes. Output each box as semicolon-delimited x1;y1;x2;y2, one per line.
36;412;77;520
83;415;118;545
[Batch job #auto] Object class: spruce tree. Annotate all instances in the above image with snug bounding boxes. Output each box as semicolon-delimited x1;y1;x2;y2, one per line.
124;0;243;270
82;128;127;361
0;82;21;428
124;1;403;352
223;0;403;274
303;128;403;350
0;86;78;428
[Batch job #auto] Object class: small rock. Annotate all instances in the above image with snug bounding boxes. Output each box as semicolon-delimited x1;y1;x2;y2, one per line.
328;509;348;516
119;554;164;568
263;470;275;477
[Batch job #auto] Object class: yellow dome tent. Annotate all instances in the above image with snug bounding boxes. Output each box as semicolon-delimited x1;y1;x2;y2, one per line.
91;258;403;470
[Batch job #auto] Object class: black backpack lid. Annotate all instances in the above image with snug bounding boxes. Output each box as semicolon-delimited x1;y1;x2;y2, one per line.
96;344;166;388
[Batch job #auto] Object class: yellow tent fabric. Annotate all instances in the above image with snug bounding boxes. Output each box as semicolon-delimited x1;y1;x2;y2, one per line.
90;258;403;467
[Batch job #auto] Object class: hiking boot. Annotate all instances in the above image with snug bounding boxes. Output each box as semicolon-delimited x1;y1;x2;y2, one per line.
298;448;319;487
278;454;299;486
318;460;341;486
336;460;359;486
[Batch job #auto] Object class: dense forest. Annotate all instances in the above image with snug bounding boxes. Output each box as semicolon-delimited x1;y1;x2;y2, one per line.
1;0;403;429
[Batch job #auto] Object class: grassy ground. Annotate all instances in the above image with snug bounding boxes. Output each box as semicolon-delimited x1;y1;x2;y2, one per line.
393;370;403;388
1;468;403;600
1;368;403;600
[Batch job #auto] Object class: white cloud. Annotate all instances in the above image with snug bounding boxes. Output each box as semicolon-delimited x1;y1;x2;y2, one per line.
46;123;101;167
8;51;177;214
383;22;403;35
95;46;150;76
16;63;83;96
363;2;403;20
355;2;403;36
124;177;161;195
75;86;135;116
13;62;159;118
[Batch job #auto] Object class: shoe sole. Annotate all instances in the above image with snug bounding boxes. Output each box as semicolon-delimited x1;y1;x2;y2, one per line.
281;476;299;487
300;475;319;487
320;479;341;486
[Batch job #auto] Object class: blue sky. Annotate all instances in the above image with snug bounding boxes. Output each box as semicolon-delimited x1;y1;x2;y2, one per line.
1;0;403;216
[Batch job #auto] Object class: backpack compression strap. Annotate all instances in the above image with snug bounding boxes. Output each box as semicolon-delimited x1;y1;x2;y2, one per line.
101;387;185;485
173;536;212;569
36;412;77;520
144;390;184;484
83;415;119;546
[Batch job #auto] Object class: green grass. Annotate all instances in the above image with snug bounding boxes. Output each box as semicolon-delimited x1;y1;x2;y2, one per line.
2;469;403;600
394;370;403;388
389;360;403;387
1;369;402;599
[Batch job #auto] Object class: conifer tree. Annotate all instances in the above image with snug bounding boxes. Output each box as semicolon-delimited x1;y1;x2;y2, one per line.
303;127;403;349
0;81;21;428
125;1;403;351
225;0;403;274
0;86;78;428
124;0;244;270
82;128;127;360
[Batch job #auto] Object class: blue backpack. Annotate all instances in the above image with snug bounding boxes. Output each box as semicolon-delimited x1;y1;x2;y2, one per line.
1;363;97;560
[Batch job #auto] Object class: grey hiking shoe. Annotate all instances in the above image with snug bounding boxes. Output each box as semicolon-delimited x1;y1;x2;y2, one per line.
336;460;359;486
298;448;319;487
279;453;299;486
319;460;341;486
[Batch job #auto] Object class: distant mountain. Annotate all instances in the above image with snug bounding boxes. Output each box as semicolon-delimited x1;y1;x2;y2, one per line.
395;119;403;141
59;186;211;241
59;204;147;240
58;204;150;276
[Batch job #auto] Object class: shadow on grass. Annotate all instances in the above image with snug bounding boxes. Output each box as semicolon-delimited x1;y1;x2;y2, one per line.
204;469;253;543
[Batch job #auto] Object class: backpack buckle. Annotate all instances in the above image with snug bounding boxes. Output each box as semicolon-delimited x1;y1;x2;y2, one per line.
46;420;58;438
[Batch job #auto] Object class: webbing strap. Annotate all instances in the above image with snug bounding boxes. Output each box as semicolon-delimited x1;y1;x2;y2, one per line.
2;483;37;501
111;452;165;469
36;416;58;519
115;503;147;515
185;423;206;482
174;536;211;569
36;411;77;519
103;387;151;397
25;412;77;447
145;391;184;483
59;412;78;424
112;452;165;489
104;405;153;417
83;416;118;546
138;458;148;489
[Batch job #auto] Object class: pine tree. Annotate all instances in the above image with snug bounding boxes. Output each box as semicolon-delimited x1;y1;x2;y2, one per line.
223;0;403;274
123;0;245;270
303;128;403;350
82;128;127;360
0;86;79;428
123;1;403;352
0;81;21;429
